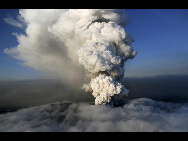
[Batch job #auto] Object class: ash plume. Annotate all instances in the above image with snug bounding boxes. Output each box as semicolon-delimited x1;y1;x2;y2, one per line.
4;9;136;106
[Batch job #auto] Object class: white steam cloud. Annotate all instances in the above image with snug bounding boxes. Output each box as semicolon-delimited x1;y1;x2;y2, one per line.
4;15;25;28
4;9;136;106
1;98;188;132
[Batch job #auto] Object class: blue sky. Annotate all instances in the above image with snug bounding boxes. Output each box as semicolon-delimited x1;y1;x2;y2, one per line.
0;9;48;80
125;9;188;77
0;9;188;80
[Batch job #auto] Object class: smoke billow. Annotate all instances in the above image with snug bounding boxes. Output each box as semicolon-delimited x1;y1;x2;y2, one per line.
4;9;136;106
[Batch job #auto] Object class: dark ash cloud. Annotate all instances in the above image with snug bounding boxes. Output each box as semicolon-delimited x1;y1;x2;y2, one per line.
0;75;188;111
0;79;93;111
0;75;188;132
122;75;188;102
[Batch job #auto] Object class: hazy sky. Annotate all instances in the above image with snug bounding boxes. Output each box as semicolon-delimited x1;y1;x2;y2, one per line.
0;9;188;80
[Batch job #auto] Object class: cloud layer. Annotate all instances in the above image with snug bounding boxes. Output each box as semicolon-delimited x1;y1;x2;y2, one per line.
1;98;188;132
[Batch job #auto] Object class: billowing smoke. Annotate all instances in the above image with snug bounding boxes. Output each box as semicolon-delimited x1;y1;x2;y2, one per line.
4;9;136;106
